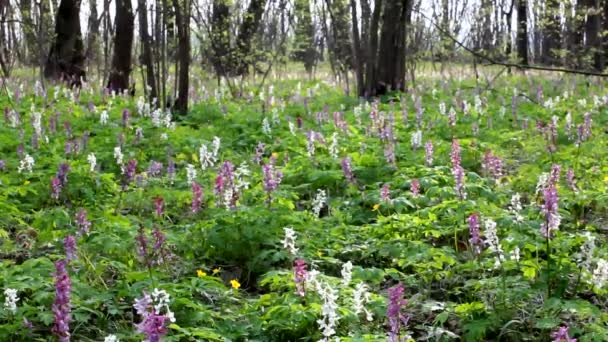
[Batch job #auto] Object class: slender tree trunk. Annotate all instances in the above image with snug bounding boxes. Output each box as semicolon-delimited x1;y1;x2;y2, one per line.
172;0;190;114
107;0;134;92
516;0;528;65
375;0;408;94
349;0;363;96
235;0;267;75
45;0;86;85
86;0;99;66
138;0;158;101
364;0;382;97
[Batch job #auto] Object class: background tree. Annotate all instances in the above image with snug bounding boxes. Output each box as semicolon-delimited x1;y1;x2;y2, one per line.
107;0;134;92
45;0;86;83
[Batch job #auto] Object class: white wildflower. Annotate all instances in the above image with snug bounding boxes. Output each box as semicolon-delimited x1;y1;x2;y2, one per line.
3;288;18;313
510;247;520;262
113;146;123;166
592;259;608;289
577;232;596;271
509;193;524;223
282;227;298;256
104;335;119;342
262;117;272;136
341;261;353;286
484;219;504;267
307;131;316;158
535;173;549;195
150;288;176;323
288;121;296;135
160;133;168;140
317;282;339;341
186;164;197;184
18;154;35;173
439;102;446;116
212;136;221;158
311;189;327;218
87;153;97;172
234;162;251;191
411;130;422;149
100;110;109;125
352;282;373;321
329;132;339;159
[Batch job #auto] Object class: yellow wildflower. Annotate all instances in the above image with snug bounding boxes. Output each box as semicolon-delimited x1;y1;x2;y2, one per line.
372;204;380;211
230;279;241;289
196;269;206;277
212;267;221;275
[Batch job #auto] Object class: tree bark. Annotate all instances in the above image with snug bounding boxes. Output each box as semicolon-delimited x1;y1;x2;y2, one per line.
138;0;158;101
375;0;409;94
172;0;190;114
364;0;382;97
107;0;134;92
235;0;267;75
349;0;363;96
516;0;528;65
45;0;86;84
85;0;99;64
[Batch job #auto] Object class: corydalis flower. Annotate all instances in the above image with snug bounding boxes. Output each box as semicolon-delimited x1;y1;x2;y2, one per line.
87;153;96;172
341;157;356;184
509;193;524;223
317;282;339;341
64;235;77;262
341;261;353;285
311;189;327;217
353;282;373;321
133;289;175;342
425;140;433;166
468;213;483;255
51;177;62;200
451;140;466;199
411;179;420;197
551;326;577;342
18;153;35;173
293;259;307;296
126;159;138;183
566;168;578;192
153;198;164;217
387;284;410;342
4;288;18;313
481;151;504;182
484;219;504;267
75;209;91;236
191;182;203;213
282;227;298;256
262;156;283;200
381;183;391;203
52;260;71;342
592;259;608;289
541;185;560;238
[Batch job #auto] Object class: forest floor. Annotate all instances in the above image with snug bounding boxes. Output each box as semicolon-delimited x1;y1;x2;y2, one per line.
1;70;607;341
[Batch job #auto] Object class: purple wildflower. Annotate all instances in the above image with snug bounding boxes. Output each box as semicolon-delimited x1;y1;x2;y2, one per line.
135;127;144;144
56;163;71;187
481;151;504;182
126;159;138;182
262;156;283;200
254;142;265;164
136;226;151;266
551;326;577;342
451;140;466;200
566;168;577;192
63;121;72;138
582;112;592;140
191;182;203;213
293;259;308;297
122;109;130;127
167;159;176;183
548;164;561;186
541;185;560;238
51;260;71;342
411;179;420;197
341;157;356;184
134;292;169;342
381;183;391;203
387;284;410;342
153;198;164;217
425;141;433;167
0;160;5;171
64;235;77;262
468;213;483;254
75;209;91;236
147;161;163;177
51;177;62;200
215;161;238;208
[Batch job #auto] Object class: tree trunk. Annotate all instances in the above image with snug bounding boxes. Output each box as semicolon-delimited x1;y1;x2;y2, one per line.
349;0;363;96
107;0;134;92
541;0;560;65
138;0;158;101
235;0;267;75
375;0;409;94
210;0;232;77
172;0;190;114
85;0;99;65
584;0;602;70
364;0;382;97
516;0;528;65
45;0;86;84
